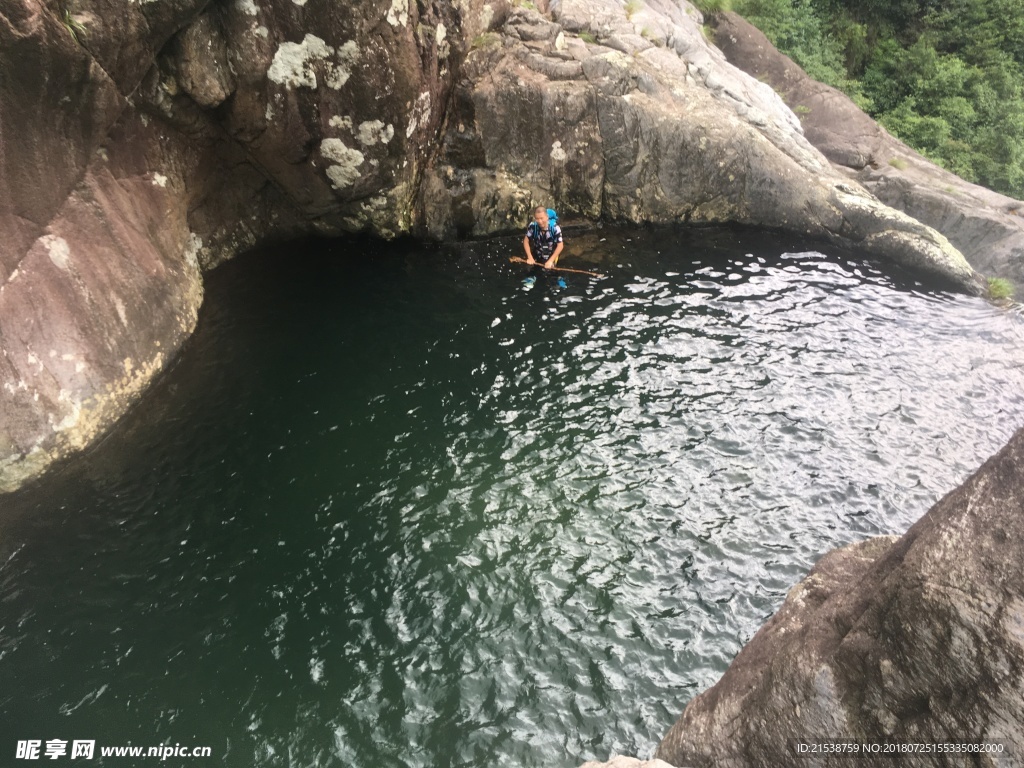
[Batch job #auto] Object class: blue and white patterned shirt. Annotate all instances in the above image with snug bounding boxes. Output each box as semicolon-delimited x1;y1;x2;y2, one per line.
526;221;563;258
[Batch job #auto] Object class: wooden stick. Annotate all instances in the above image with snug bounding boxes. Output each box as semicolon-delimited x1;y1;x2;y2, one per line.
509;256;604;278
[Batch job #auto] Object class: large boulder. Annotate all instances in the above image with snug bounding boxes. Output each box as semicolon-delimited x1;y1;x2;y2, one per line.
710;11;1024;285
657;427;1024;767
0;0;988;493
0;0;204;493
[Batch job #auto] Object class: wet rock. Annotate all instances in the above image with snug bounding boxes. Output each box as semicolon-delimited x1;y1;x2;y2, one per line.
710;11;1024;285
0;2;203;494
657;428;1024;767
0;1;124;277
0;109;204;494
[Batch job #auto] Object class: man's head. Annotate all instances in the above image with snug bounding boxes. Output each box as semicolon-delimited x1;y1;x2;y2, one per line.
533;206;549;227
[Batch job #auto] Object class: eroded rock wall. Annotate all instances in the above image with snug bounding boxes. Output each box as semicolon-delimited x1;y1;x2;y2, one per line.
0;0;206;493
422;0;984;301
0;0;479;492
656;428;1024;767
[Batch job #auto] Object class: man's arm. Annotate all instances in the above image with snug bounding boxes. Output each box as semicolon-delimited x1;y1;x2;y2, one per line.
524;235;536;264
544;240;563;268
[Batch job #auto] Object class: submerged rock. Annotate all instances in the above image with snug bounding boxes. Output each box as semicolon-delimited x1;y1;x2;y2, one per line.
657;428;1024;767
0;0;989;491
710;11;1024;286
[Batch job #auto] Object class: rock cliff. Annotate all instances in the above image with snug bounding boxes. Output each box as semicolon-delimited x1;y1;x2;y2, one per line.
0;0;987;491
0;0;468;492
657;427;1024;767
710;11;1024;285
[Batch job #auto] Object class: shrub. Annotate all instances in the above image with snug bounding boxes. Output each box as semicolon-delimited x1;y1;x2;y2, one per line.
988;277;1015;300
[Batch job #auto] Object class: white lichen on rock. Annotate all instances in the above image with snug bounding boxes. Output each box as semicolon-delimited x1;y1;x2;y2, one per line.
436;22;449;57
479;3;493;32
405;92;432;138
386;0;408;27
151;173;168;187
356;120;395;146
325;41;359;89
320;138;365;189
267;35;331;88
267;35;358;90
184;233;203;270
40;235;70;271
236;0;259;16
113;296;128;327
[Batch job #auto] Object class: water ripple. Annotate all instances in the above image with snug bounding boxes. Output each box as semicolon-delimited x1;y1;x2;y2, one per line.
1;231;1023;767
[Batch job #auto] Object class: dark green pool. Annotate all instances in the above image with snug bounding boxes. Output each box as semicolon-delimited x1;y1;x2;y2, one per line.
2;227;1023;767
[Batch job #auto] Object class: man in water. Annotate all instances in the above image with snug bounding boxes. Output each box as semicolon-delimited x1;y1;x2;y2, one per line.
523;206;564;269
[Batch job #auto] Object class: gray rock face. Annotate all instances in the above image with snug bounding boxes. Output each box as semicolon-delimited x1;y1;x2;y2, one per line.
711;11;1024;285
657;427;1024;767
0;0;988;492
424;0;983;304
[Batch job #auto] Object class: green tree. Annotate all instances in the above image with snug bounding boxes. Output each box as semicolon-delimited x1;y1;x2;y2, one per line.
736;0;1024;198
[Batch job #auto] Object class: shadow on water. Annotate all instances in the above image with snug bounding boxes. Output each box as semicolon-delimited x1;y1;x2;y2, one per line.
1;226;1023;767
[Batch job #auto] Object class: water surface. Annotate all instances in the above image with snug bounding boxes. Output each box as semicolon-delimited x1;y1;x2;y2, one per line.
2;227;1023;767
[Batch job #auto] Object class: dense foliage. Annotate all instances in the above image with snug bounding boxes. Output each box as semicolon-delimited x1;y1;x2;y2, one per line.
731;0;1024;199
